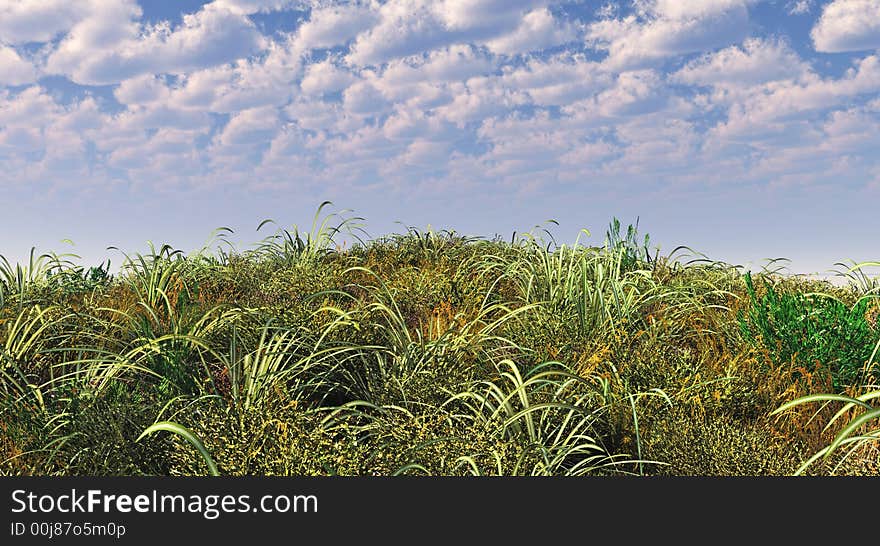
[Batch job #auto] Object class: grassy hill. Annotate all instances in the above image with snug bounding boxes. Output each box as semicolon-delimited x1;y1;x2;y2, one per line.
2;205;878;476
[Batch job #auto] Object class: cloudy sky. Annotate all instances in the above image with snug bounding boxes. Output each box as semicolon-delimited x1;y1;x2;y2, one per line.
1;0;879;274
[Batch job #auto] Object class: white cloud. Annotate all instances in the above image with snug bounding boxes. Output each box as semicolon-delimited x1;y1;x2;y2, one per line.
593;117;701;178
263;123;307;160
721;54;880;128
346;2;453;66
588;0;753;69
700;53;880;161
115;104;212;132
300;60;356;95
293;3;380;50
732;104;880;190
649;0;756;20
214;105;280;146
208;46;301;111
820;106;880;154
208;105;282;173
787;0;814;14
434;0;548;34
673;38;808;88
165;66;233;109
343;80;389;115
417;45;496;81
567;69;670;120
346;0;548;66
812;0;880;53
0;0;92;44
559;139;619;166
0;87;104;184
285;98;344;132
114;74;171;106
434;76;527;126
320;124;397;167
43;0;143;82
500;54;608;106
385;138;451;170
2;0;880;211
46;2;266;85
156;47;300;115
211;0;305;15
107;127;202;170
0;45;38;86
596;70;667;116
485;8;578;55
373;45;495;108
380;114;428;142
0;86;60;127
53;96;105;132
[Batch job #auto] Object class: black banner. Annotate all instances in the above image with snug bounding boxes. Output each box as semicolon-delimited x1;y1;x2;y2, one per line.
1;477;875;543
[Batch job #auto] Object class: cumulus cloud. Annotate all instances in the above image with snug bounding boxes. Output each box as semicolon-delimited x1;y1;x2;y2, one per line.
378;45;495;94
285;98;344;131
0;0;92;44
811;0;880;53
384;138;452;173
346;0;549;66
211;0;305;15
0;86;61;128
720;54;880;127
433;76;527;126
209;46;302;112
485;8;579;55
343;79;389;116
559;69;671;122
673;38;808;87
1;0;880;206
0;87;102;185
113;74;171;106
435;0;548;32
696;52;880;166
42;0;143;81
648;0;756;19
46;2;266;85
345;2;456;66
500;54;608;106
214;105;281;147
107;127;202;170
293;3;380;50
0;45;38;86
153;42;302;115
206;105;282;174
300;60;356;95
588;0;754;69
787;0;814;14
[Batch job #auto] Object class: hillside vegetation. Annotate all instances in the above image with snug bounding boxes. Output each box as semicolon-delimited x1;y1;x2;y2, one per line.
2;204;879;476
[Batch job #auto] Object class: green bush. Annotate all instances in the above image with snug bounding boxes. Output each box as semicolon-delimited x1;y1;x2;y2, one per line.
738;272;879;389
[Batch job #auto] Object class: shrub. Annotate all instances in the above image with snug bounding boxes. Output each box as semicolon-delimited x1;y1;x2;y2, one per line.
641;404;804;476
738;272;879;389
165;397;370;476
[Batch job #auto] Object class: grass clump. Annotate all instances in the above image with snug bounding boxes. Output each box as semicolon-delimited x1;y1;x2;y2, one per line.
738;271;879;389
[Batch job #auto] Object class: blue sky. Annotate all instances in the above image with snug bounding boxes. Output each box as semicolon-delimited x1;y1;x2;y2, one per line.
1;0;880;275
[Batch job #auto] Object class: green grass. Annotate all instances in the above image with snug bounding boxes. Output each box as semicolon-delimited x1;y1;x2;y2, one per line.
738;271;879;389
1;204;878;476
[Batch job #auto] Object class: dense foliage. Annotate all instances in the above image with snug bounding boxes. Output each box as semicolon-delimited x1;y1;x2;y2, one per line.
739;271;878;389
2;205;878;476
